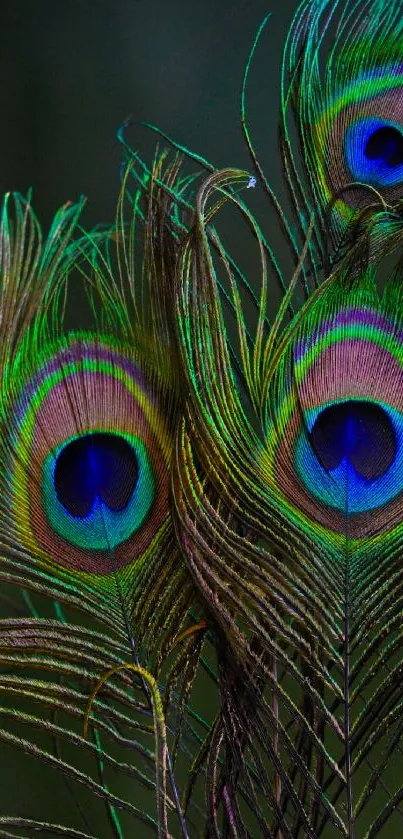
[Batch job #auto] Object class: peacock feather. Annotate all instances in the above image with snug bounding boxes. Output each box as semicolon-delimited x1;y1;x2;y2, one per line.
280;0;403;271
0;163;214;838
171;163;403;836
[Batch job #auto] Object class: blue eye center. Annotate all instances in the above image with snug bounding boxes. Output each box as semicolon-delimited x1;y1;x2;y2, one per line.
345;120;403;186
365;126;403;168
54;433;139;518
310;401;396;480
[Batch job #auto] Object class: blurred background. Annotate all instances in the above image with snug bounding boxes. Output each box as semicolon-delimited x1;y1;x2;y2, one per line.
1;0;299;231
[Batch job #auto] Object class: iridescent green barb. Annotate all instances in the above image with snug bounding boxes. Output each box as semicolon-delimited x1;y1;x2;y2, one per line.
0;192;86;385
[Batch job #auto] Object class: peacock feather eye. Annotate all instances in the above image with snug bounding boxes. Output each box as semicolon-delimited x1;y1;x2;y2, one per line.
6;335;172;575
266;291;403;539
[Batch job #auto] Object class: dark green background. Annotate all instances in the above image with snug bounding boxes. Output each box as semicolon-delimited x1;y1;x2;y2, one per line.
1;0;298;229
